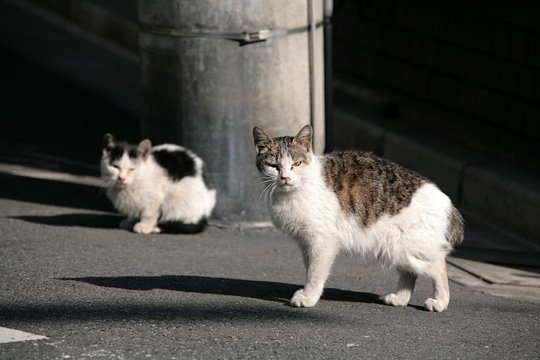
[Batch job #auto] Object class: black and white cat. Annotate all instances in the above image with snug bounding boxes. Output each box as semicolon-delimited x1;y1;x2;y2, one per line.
100;134;216;234
253;125;464;312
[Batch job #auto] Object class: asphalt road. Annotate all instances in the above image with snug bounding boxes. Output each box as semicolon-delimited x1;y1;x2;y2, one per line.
0;170;539;359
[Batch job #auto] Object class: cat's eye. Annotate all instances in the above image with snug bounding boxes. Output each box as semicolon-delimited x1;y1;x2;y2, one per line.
127;168;135;173
292;161;302;168
111;165;120;169
266;163;278;169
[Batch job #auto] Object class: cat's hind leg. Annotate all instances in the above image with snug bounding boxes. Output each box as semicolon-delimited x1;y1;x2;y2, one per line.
424;257;450;312
291;240;337;308
383;270;417;307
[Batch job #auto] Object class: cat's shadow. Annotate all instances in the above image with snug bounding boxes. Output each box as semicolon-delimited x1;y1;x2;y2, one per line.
11;213;120;229
60;275;392;307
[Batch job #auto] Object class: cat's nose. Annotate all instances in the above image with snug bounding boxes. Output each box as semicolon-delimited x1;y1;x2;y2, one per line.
117;176;125;183
281;176;291;184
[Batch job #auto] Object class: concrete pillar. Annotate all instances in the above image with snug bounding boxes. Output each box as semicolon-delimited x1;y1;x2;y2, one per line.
138;0;329;221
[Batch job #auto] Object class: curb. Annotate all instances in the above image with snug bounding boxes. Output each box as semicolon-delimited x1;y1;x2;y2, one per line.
448;258;540;304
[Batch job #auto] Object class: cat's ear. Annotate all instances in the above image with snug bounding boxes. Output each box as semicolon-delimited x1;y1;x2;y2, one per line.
253;127;272;154
103;133;116;155
137;139;152;161
293;125;313;152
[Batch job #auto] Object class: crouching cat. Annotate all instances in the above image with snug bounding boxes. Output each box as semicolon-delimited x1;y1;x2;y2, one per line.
253;125;464;312
101;134;216;234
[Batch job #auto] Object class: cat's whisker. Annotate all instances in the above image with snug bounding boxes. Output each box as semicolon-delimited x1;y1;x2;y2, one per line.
249;177;277;204
256;181;274;205
261;178;277;195
248;182;265;202
253;179;274;193
99;180;115;190
260;181;277;206
257;182;271;203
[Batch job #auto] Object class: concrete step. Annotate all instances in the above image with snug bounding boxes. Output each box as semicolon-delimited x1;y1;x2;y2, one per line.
448;261;540;304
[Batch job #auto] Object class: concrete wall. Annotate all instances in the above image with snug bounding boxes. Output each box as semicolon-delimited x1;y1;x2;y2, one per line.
332;0;540;177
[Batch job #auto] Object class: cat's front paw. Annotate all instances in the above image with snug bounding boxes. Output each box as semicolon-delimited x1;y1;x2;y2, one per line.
133;222;161;234
383;293;409;307
424;298;447;312
290;289;319;308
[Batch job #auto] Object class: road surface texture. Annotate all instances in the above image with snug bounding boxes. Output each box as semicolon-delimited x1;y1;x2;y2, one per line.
0;165;539;359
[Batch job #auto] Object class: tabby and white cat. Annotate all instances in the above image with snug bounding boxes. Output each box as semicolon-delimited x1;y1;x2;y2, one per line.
100;134;216;234
253;125;464;312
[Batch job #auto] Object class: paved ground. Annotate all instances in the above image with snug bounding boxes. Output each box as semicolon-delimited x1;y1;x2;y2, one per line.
0;160;539;359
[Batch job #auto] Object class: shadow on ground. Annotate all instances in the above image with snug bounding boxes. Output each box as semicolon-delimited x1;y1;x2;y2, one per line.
60;275;385;307
11;213;120;229
0;302;331;323
0;276;398;323
0;173;112;211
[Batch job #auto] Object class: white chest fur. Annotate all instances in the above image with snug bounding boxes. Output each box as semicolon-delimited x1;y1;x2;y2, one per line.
270;158;341;241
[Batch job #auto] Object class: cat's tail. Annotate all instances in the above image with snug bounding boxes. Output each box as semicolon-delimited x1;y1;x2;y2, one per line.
159;218;208;234
446;206;464;247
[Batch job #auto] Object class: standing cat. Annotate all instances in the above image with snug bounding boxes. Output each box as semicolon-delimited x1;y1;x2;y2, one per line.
253;125;464;312
100;134;216;234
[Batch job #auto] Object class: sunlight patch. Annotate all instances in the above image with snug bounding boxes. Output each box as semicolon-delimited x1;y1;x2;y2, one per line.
0;327;48;343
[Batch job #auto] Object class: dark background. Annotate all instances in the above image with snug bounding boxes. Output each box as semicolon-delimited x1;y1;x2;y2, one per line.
333;0;540;177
